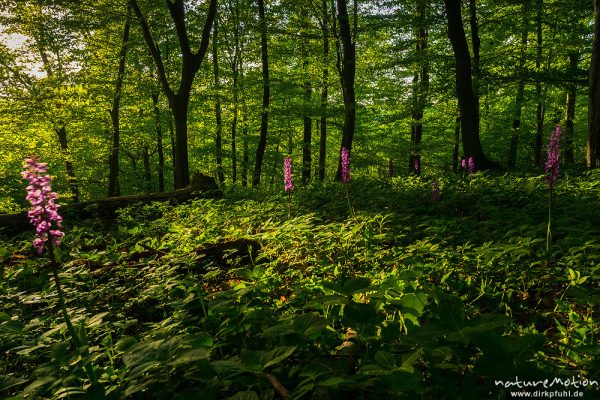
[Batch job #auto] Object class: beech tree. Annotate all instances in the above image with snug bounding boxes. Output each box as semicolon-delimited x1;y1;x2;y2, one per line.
130;0;217;189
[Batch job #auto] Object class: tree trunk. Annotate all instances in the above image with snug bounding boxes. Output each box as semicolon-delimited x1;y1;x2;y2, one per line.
534;0;544;167
409;0;428;175
334;0;357;180
151;91;165;192
212;14;225;184
130;0;217;189
507;2;529;169
253;0;270;186
589;0;600;168
453;114;460;173
319;0;329;182
108;6;131;197
564;52;578;165
302;34;312;184
443;0;489;168
54;125;80;202
468;0;481;147
142;146;152;193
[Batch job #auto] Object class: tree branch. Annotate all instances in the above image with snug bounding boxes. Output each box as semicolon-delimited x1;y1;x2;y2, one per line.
129;0;174;100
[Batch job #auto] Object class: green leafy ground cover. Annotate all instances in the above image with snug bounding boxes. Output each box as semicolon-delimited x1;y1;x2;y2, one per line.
1;172;599;399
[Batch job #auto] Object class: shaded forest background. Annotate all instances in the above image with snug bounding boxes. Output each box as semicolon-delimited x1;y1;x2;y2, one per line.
0;0;596;208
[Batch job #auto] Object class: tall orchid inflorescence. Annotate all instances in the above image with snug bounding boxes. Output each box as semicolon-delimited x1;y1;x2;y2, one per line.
468;157;475;175
341;147;351;184
21;156;64;254
20;157;98;384
283;156;294;192
283;156;293;217
544;126;561;188
340;147;354;217
544;126;561;252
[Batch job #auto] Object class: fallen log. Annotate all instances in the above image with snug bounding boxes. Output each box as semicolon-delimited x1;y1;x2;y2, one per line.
0;173;222;236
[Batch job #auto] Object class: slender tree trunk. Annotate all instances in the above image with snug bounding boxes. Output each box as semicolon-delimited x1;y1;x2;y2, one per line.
564;52;578;165
151;92;165;192
334;0;357;180
212;15;225;184
169;115;176;175
409;0;428;175
535;0;544;167
589;0;600;168
253;0;270;186
142;146;152;192
443;0;489;168
302;34;312;184
108;6;131;197
319;0;329;181
55;125;80;202
453;114;460;172
507;3;529;169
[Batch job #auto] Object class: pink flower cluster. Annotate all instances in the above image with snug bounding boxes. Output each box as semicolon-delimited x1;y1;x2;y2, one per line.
283;156;294;192
461;157;475;175
21;156;64;254
544;126;561;188
341;147;350;183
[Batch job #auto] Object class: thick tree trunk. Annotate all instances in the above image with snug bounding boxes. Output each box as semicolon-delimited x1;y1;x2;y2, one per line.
335;0;357;180
453;115;460;173
409;0;428;175
108;5;131;197
443;0;489;168
534;0;544;167
564;52;578;165
151;91;165;192
253;0;270;186
507;3;529;169
589;0;600;168
468;0;481;144
302;36;312;184
130;0;217;189
319;0;329;181
212;15;225;184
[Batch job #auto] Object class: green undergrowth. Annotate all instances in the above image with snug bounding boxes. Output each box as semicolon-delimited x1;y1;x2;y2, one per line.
1;171;599;399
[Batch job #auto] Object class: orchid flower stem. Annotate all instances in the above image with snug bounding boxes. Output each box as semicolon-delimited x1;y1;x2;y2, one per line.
48;243;97;384
287;192;291;218
345;182;355;218
546;185;553;254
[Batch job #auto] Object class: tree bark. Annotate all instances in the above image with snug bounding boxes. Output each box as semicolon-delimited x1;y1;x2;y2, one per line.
142;146;152;193
212;14;225;184
108;5;131;197
409;0;428;175
229;0;241;184
443;0;489;168
302;32;312;184
319;0;329;181
564;52;578;165
151;91;165;192
507;2;529;169
253;0;270;186
334;0;357;180
55;125;80;202
130;0;217;189
589;0;600;168
534;0;544;167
